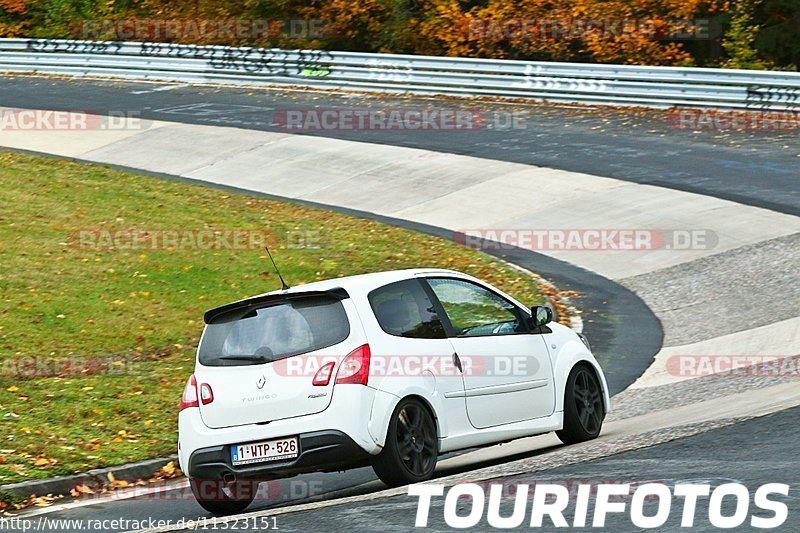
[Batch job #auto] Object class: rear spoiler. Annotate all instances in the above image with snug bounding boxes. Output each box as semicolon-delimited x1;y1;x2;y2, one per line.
203;287;350;324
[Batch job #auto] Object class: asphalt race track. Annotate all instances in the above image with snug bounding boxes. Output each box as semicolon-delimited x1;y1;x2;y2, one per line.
0;75;798;532
0;76;798;216
270;406;800;532
0;76;680;394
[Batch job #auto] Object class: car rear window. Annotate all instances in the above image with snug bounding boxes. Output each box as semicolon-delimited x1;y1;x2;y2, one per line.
199;295;350;366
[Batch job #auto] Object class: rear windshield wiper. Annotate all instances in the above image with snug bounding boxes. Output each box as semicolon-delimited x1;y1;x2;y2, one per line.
217;354;271;362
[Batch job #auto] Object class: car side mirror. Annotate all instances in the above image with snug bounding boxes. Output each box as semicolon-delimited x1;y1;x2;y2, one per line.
530;306;553;327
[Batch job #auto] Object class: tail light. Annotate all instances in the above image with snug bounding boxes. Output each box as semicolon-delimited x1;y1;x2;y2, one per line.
335;344;371;385
179;374;199;412
200;383;214;405
312;362;336;386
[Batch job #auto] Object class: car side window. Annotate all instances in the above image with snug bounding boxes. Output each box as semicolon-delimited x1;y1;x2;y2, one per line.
426;278;527;337
368;280;447;339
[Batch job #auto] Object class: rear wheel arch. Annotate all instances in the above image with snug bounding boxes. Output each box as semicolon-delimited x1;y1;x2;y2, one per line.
370;388;443;449
372;395;440;486
401;394;441;452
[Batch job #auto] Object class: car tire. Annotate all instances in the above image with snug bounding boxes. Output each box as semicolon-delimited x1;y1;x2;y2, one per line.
190;478;256;515
556;365;605;445
372;398;438;487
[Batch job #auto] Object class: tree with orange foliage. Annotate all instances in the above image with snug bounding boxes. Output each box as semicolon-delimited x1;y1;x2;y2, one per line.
410;0;725;65
0;0;28;36
0;0;795;69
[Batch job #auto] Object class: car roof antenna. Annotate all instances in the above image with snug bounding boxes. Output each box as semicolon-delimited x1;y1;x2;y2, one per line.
264;245;290;291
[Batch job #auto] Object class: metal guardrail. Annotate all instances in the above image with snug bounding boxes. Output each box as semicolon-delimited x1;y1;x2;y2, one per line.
1;38;799;110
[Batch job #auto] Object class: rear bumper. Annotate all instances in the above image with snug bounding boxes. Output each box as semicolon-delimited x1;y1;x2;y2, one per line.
188;429;371;481
178;385;385;473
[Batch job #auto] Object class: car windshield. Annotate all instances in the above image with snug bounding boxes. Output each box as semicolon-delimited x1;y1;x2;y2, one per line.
198;295;350;366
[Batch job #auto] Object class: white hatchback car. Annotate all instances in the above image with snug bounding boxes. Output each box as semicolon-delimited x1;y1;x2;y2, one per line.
178;268;610;514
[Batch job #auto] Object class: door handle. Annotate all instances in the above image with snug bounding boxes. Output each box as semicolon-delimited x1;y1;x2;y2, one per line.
452;353;463;373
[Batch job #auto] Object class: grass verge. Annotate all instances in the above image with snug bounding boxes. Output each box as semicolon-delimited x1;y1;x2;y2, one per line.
0;151;544;486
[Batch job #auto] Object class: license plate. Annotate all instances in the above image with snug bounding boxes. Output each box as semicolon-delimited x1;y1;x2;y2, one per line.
231;436;299;466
